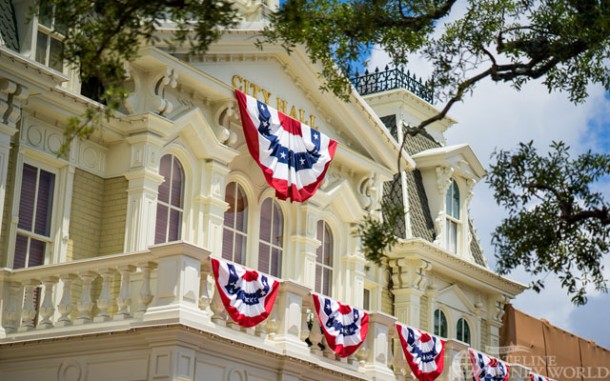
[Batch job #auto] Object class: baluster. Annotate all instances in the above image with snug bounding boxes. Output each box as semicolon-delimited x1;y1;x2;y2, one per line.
38;276;58;329
56;274;76;327
356;345;369;368
299;306;310;343
308;311;324;356
210;282;226;324
3;282;21;332
136;262;156;318
199;268;212;312
263;308;279;338
94;269;116;322
19;279;39;331
114;265;136;320
75;271;97;324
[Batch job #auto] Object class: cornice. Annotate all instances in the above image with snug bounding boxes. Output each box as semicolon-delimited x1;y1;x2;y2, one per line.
389;238;527;297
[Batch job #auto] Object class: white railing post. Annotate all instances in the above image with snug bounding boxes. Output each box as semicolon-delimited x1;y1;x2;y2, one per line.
266;280;310;357
38;276;58;329
136;262;156;318
19;279;39;331
2;281;21;333
56;274;76;327
76;271;97;324
114;265;136;320
94;268;116;322
144;242;210;324
362;312;396;380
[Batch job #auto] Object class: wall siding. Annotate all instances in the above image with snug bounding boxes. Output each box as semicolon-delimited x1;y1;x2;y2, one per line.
100;176;128;255
68;169;104;261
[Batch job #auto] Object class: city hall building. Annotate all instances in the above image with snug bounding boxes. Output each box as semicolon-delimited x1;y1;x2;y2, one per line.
0;0;550;380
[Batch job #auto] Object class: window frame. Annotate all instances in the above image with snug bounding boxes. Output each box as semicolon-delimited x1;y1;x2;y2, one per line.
33;1;66;73
154;154;185;245
257;197;285;277
433;308;448;338
445;179;461;253
222;181;249;265
315;220;334;297
456;317;472;345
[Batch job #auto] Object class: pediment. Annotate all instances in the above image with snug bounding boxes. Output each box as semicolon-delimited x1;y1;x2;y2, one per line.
411;144;486;180
436;284;476;314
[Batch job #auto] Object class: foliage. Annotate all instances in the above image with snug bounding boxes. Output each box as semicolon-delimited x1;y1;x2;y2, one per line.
264;0;610;138
356;198;403;266
38;0;237;148
488;142;610;304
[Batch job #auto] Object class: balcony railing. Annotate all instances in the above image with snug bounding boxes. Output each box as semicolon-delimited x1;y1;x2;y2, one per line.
0;241;530;381
350;66;434;103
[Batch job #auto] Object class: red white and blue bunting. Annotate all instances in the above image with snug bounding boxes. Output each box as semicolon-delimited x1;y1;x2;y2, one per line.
396;323;445;381
469;349;510;381
530;372;554;381
311;294;369;357
211;258;280;328
235;90;338;203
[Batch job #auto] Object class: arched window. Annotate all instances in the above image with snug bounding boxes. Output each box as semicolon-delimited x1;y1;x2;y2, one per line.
457;318;471;345
315;221;333;296
155;154;184;244
433;309;448;338
445;179;460;253
222;182;248;265
258;198;283;277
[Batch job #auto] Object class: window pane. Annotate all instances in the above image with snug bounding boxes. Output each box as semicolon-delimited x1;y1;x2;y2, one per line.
222;229;234;261
38;0;54;28
35;169;55;236
155;204;168;244
35;32;48;66
49;37;63;72
28;239;46;267
323;268;332;296
158;155;171;203
258;242;270;273
259;198;272;242
272;203;283;245
270;247;281;277
315;265;322;294
323;225;332;266
14;234;28;269
363;289;370;310
167;209;181;242
434;309;447;338
18;164;38;231
171;158;184;207
234;233;246;265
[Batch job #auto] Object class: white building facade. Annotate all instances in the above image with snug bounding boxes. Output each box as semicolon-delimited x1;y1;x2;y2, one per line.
0;1;528;380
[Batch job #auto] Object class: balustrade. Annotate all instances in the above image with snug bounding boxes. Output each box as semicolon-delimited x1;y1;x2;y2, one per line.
0;242;530;381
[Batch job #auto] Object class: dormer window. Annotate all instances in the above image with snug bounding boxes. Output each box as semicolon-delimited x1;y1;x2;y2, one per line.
445;179;460;253
35;0;65;72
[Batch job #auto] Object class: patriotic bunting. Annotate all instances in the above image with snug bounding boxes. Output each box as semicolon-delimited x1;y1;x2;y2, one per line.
530;372;554;381
211;258;280;328
396;323;445;381
235;90;338;203
469;348;510;381
312;294;369;358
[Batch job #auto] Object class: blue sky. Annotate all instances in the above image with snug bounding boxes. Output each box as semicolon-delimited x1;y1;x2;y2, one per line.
367;45;610;349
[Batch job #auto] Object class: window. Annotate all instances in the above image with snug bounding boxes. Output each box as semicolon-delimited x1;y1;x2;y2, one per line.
445;179;460;253
363;288;371;310
155;155;184;244
315;221;333;296
222;182;248;264
258;198;283;277
14;164;55;269
433;309;447;338
457;318;471;345
35;0;65;72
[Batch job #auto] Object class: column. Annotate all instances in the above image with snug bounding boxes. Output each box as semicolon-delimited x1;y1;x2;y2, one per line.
287;204;321;289
124;133;164;252
389;257;431;327
341;223;366;305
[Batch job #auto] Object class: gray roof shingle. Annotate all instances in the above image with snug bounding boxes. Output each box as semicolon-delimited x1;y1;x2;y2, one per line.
0;0;19;51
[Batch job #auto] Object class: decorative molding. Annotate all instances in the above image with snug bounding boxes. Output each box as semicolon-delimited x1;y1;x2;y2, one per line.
154;67;179;116
0;78;29;131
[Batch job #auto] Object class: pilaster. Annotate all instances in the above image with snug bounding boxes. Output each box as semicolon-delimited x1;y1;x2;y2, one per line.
288;203;321;289
194;159;230;255
389;257;431;326
340;223;366;305
124;133;165;252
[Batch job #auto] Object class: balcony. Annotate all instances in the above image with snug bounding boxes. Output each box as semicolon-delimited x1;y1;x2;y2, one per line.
350;66;434;103
0;242;531;381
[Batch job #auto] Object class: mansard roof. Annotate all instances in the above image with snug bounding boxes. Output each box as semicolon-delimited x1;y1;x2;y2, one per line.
0;0;18;51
